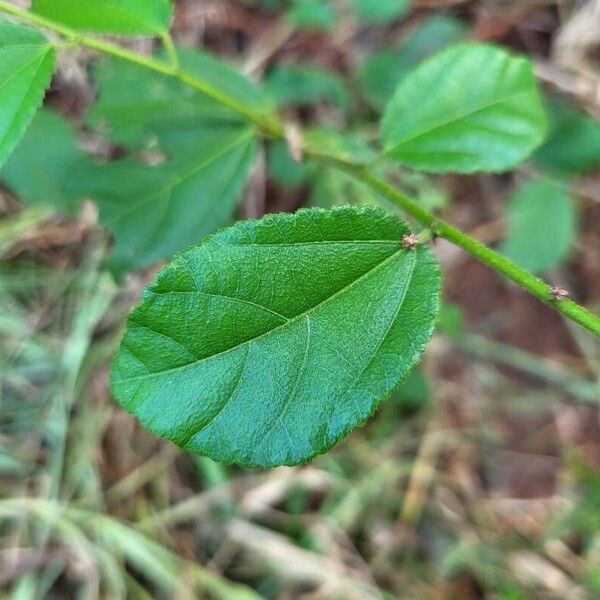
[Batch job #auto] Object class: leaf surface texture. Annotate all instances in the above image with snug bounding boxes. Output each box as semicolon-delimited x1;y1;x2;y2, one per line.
381;43;547;173
111;207;441;467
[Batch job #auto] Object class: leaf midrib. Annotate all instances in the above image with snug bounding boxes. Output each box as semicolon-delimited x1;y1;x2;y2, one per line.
0;46;49;96
384;88;533;153
119;244;413;383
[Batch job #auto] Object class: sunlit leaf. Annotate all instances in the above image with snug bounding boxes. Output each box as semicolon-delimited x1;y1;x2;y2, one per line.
110;206;441;467
381;43;547;173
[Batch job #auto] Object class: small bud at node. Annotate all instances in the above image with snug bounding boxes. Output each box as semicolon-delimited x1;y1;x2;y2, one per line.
550;286;569;301
401;233;419;250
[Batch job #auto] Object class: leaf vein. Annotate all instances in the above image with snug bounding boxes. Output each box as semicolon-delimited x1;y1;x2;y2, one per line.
118;247;406;383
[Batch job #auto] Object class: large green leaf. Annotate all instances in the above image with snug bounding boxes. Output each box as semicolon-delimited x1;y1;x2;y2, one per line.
31;0;173;36
500;179;577;274
87;50;273;148
110;206;441;467
0;22;55;168
381;42;547;173
2;109;79;210
67;123;256;274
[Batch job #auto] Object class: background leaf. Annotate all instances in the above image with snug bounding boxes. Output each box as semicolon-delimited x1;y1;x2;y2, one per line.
67;123;256;274
357;14;466;110
286;0;335;31
87;50;273;148
266;65;349;110
380;42;547;173
500;179;577;274
267;140;313;187
31;0;173;36
2;109;79;211
352;0;409;24
110;206;441;467
309;169;381;208
534;100;600;176
0;22;55;168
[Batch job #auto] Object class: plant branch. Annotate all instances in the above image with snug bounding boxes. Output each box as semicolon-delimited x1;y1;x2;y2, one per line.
1;1;599;337
309;152;600;337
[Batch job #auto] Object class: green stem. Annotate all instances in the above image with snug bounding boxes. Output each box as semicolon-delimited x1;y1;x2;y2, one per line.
311;153;600;337
1;1;599;337
160;31;180;71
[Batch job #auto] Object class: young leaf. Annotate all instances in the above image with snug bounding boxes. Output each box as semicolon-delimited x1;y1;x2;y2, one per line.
2;109;79;211
87;50;273;148
357;14;466;110
67;123;256;274
352;0;409;24
500;179;577;274
0;23;55;168
31;0;173;36
381;43;547;173
110;206;441;467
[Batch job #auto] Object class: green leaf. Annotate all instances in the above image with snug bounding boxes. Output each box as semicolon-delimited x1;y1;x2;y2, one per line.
352;0;409;23
2;109;79;210
110;206;441;467
87;50;273;148
286;0;335;31
357;14;466;110
31;0;173;36
0;22;55;168
267;140;313;187
266;65;349;110
381;42;547;173
500;179;577;274
534;100;600;175
67;123;256;274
